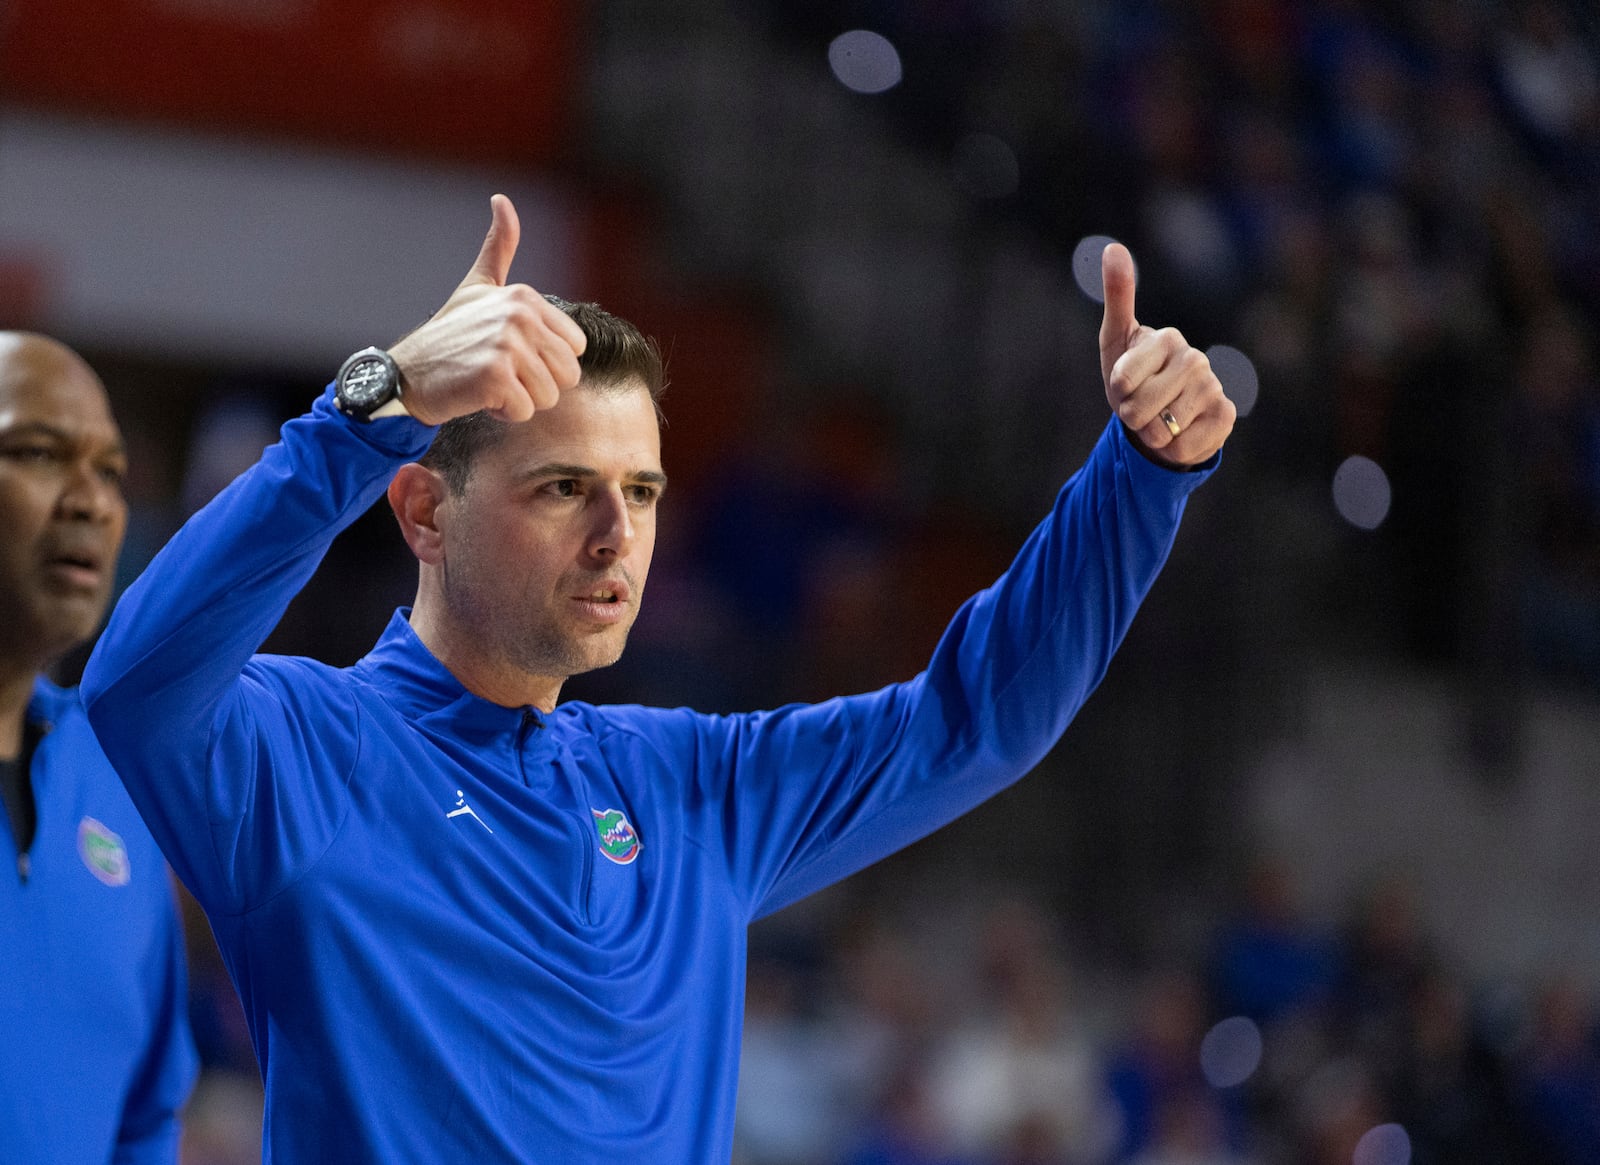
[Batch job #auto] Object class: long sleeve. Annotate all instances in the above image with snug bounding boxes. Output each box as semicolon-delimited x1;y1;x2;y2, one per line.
651;417;1217;918
81;387;436;914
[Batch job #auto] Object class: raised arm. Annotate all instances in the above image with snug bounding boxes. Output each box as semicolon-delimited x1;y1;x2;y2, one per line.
80;196;584;910
683;243;1235;916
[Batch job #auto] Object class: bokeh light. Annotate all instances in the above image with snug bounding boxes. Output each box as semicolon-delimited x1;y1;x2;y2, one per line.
1206;344;1259;417
1332;456;1392;531
1071;235;1120;303
827;31;902;95
1199;1015;1263;1088
951;132;1019;199
1353;1123;1412;1165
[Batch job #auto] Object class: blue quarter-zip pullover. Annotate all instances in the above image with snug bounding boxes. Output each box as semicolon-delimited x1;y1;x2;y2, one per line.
82;385;1212;1162
1;677;196;1164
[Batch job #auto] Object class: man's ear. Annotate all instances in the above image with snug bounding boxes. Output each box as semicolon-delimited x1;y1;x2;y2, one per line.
388;463;450;565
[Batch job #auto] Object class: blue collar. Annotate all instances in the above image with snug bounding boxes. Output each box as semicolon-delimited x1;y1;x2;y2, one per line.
353;610;545;745
27;674;72;730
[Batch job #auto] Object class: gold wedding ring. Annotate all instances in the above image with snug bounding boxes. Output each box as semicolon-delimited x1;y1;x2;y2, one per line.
1159;408;1182;438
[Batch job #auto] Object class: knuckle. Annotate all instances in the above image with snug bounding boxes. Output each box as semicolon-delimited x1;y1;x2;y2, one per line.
506;301;539;330
487;339;515;369
1111;361;1142;396
542;341;581;380
492;351;520;382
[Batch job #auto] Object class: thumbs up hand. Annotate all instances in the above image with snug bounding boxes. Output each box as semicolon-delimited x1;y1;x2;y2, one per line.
389;194;588;426
1098;242;1234;467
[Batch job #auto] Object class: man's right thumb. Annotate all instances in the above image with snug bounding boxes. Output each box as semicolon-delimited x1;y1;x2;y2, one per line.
462;193;521;288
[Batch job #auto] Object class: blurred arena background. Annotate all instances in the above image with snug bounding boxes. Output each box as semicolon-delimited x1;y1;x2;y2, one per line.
5;1;1600;1161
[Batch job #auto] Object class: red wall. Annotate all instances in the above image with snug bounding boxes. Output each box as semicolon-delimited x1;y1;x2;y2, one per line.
0;0;575;164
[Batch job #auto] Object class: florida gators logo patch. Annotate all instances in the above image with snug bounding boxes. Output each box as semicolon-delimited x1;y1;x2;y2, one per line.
591;808;641;865
78;817;131;886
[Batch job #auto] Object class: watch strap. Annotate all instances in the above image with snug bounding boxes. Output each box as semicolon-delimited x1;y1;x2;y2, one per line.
367;397;410;420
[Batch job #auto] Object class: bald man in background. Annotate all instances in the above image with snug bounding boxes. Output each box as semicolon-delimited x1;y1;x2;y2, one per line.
0;333;197;1162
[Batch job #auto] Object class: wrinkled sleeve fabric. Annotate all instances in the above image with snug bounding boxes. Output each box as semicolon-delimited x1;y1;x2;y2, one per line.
81;386;435;915
664;418;1216;920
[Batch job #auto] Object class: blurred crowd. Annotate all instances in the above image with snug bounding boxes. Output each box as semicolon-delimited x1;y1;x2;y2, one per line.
725;860;1596;1165
761;0;1600;688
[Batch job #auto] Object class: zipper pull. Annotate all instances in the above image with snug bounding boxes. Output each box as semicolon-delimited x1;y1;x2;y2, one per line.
17;851;29;884
516;709;546;788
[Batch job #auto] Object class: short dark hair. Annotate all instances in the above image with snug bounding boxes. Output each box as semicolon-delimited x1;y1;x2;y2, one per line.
420;295;665;494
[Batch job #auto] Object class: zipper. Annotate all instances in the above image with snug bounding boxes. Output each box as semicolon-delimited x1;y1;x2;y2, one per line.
553;738;598;926
516;709;543;787
518;715;596;924
575;807;595;925
9;714;47;886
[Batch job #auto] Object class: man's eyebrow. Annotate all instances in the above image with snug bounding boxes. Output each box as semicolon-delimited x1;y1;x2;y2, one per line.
0;420;71;442
521;463;669;489
521;462;596;480
0;420;126;458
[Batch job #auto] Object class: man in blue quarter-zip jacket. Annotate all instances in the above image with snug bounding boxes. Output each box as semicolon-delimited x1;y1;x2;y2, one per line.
81;195;1235;1164
0;332;197;1163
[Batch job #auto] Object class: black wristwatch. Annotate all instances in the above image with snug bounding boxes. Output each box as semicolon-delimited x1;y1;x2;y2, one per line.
334;346;406;422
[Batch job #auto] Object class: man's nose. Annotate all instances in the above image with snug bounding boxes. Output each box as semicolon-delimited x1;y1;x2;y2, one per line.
57;460;121;523
587;488;634;559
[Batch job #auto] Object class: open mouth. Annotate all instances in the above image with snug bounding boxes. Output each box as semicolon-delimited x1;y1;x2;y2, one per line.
573;579;631;621
577;578;630;605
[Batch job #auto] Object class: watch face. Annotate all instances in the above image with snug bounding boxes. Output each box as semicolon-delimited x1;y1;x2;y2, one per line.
341;356;393;407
